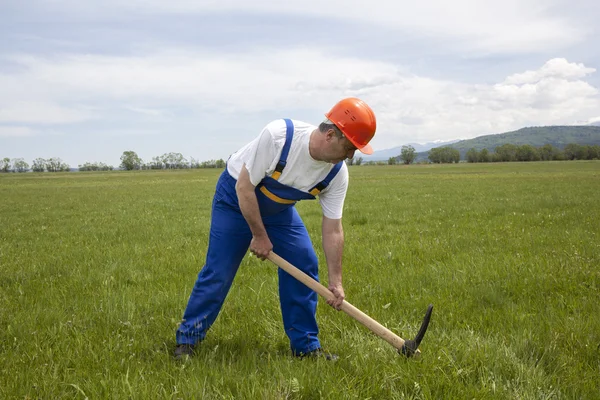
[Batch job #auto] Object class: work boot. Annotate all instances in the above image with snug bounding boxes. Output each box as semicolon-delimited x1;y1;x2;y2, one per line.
173;344;195;360
296;348;339;361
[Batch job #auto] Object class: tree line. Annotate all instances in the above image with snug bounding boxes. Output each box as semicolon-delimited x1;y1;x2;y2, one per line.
464;143;600;163
119;151;226;171
0;151;228;173
380;143;600;165
3;143;599;173
1;157;71;173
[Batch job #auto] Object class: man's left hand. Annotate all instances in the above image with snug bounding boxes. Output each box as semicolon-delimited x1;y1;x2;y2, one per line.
327;283;345;311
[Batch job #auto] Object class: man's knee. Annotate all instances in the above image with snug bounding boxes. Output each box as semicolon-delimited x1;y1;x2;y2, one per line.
295;247;318;273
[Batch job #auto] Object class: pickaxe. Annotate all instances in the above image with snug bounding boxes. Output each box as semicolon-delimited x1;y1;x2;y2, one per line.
267;252;433;358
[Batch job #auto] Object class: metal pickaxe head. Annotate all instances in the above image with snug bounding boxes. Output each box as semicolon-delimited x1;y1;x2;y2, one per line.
399;304;434;358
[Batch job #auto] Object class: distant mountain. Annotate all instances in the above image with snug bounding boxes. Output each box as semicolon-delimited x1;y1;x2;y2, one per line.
449;126;600;154
414;125;600;160
362;139;460;161
589;121;600;127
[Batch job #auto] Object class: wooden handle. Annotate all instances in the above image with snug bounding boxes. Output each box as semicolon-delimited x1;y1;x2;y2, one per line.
267;252;417;354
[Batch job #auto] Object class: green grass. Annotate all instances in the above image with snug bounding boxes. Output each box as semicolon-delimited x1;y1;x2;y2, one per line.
1;162;599;399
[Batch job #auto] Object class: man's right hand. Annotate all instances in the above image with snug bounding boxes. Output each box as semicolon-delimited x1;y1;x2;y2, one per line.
250;235;273;260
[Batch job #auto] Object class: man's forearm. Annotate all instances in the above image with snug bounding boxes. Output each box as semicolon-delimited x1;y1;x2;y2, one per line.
322;219;344;285
236;169;267;238
237;188;267;237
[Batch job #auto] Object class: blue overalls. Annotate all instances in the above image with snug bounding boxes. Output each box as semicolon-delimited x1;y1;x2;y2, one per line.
176;119;343;355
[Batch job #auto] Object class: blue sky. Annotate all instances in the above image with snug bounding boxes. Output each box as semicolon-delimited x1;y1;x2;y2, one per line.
1;0;599;168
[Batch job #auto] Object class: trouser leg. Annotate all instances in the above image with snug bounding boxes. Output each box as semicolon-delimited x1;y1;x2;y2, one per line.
265;207;321;354
176;192;251;345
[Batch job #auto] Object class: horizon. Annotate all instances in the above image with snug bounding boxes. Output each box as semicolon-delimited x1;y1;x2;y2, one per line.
4;123;600;168
4;124;599;168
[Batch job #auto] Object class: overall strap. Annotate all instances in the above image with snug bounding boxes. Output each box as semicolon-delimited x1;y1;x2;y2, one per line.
309;161;343;196
271;119;294;181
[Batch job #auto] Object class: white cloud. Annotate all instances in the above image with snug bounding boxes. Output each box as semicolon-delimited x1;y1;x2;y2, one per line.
124;106;171;117
503;58;596;85
572;116;600;125
1;50;598;146
101;129;162;137
348;58;599;144
34;0;590;54
0;101;94;124
589;116;600;124
1;50;400;113
0;126;37;137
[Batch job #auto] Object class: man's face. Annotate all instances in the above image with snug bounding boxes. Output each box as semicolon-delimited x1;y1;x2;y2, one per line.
326;130;357;164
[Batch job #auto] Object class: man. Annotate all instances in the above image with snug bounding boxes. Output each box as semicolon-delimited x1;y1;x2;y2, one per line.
174;97;376;360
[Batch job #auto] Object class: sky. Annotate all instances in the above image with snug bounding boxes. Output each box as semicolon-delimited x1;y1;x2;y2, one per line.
1;0;599;168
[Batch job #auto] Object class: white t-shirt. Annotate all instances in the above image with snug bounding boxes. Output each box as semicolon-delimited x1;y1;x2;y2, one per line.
227;119;349;219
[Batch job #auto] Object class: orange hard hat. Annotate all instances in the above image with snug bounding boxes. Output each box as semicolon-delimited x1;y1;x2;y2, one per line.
325;97;376;155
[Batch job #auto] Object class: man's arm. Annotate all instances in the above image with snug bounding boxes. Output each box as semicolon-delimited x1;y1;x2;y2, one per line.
322;216;345;310
236;164;272;259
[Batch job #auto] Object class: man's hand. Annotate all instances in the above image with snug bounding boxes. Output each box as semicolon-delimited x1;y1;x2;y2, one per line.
250;234;273;260
327;283;345;310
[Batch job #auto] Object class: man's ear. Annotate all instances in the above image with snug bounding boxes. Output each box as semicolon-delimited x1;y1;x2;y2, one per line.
326;129;336;141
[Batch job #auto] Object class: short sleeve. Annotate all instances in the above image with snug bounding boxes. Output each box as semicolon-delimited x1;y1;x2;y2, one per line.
244;126;278;186
318;164;349;219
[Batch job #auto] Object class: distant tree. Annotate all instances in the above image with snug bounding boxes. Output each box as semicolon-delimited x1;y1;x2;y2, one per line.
1;157;10;172
346;158;354;166
32;158;47;172
79;162;113;171
149;156;164;170
161;152;187;169
452;148;461;163
46;158;58;172
494;144;518;162
587;145;600;160
400;145;416;165
189;157;200;169
428;147;460;164
516;145;540;162
199;159;226;169
428;148;441;163
161;154;171;169
478;148;490;163
428;148;440;163
553;150;566;161
78;162;90;172
46;157;70;172
387;157;397;165
120;151;143;170
539;144;558;161
575;145;589;160
354;157;363;166
563;143;587;160
466;148;478;163
13;158;29;173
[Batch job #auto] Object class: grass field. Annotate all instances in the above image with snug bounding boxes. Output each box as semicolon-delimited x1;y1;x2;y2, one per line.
1;162;599;399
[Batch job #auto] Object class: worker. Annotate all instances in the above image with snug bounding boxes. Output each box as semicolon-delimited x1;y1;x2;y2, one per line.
174;97;376;360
